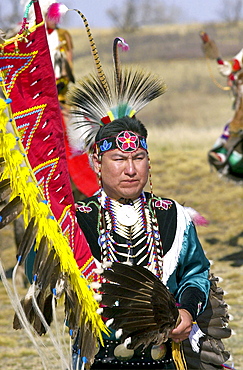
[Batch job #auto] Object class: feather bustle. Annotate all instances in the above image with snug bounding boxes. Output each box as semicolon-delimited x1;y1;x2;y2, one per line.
182;273;232;369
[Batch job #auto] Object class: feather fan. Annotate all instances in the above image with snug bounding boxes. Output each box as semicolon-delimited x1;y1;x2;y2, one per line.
96;262;179;350
96;264;233;370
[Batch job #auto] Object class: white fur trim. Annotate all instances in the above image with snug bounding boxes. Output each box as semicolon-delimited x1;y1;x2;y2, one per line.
162;201;190;285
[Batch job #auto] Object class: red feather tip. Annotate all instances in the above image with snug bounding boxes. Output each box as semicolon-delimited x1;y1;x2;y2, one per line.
46;3;69;24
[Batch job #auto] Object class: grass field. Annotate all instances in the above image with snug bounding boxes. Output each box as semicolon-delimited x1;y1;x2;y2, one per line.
0;21;243;369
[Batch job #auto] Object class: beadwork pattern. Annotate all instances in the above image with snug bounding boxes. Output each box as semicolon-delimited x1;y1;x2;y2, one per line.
98;189;164;278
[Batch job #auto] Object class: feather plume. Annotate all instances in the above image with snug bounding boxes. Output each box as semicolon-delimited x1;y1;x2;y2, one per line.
13;284;36;329
185;207;209;226
65;289;81;338
46;2;69;23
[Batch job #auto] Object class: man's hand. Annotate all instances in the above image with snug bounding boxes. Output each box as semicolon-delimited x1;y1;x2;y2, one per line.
169;309;193;343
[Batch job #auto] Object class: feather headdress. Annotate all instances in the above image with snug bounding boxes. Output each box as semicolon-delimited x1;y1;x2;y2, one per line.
46;3;167;154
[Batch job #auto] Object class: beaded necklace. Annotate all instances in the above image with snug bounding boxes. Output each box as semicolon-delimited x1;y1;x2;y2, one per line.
97;189;163;279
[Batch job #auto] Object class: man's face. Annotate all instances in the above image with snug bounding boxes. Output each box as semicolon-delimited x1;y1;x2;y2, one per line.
93;148;149;200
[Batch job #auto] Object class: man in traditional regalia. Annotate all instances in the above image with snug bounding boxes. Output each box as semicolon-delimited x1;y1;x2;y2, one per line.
0;3;234;370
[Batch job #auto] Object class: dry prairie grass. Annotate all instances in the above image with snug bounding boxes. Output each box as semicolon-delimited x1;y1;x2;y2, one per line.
0;21;243;369
1;124;242;369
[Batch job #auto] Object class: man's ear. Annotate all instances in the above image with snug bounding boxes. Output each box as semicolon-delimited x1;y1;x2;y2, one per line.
92;153;101;175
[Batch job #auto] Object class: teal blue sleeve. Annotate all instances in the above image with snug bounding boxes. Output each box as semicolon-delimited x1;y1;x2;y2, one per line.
167;222;210;313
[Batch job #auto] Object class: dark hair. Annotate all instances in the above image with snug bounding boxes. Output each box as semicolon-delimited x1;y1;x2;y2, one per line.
95;116;148;142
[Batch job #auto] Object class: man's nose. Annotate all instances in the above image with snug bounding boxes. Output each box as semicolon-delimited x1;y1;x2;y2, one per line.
124;159;136;176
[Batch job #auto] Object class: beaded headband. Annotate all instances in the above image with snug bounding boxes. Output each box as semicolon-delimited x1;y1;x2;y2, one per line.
95;131;148;155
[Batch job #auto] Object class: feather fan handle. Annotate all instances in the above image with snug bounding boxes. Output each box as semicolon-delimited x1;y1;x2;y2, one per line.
47;3;110;97
113;37;130;95
172;342;188;370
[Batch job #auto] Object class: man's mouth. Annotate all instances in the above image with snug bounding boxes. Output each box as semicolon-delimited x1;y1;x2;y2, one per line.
122;179;138;184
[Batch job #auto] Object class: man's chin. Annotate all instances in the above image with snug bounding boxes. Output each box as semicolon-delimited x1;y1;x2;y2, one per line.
119;187;142;200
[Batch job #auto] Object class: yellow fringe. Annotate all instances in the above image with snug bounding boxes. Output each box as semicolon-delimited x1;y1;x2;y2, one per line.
0;95;107;342
172;341;188;370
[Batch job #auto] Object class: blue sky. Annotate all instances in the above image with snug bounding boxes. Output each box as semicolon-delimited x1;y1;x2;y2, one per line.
2;0;227;29
62;0;224;28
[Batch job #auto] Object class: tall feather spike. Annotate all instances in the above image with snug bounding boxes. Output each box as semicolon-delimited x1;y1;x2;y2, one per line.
113;37;129;95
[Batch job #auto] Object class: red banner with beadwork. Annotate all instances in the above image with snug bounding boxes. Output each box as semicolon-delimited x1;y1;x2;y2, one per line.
0;0;95;277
